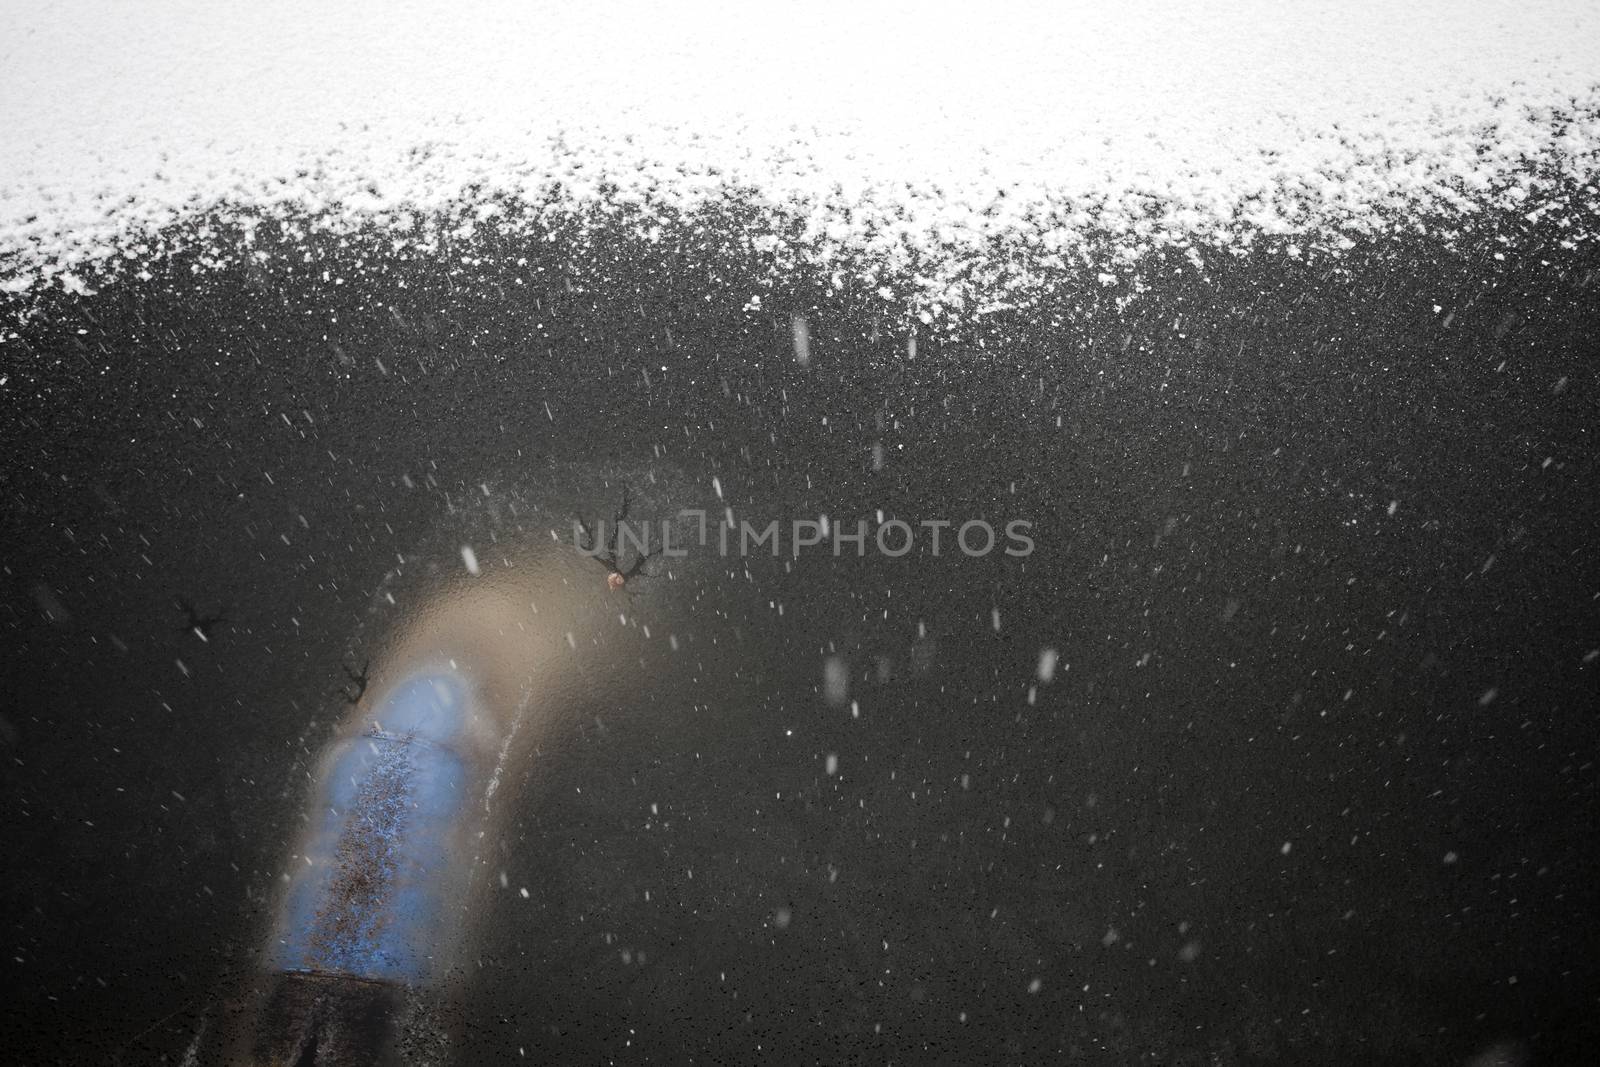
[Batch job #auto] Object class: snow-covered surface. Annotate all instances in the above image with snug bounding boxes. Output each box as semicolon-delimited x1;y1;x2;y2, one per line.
2;0;1598;293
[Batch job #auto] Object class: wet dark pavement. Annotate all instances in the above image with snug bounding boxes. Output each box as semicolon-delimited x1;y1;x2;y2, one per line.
2;194;1598;1063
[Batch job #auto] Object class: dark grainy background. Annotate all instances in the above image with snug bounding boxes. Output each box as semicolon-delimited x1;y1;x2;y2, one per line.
2;185;1596;1064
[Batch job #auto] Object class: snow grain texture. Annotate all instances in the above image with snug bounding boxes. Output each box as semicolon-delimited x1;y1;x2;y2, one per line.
2;0;1598;297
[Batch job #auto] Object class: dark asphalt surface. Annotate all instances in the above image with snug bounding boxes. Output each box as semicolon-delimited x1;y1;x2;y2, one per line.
2;181;1598;1063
